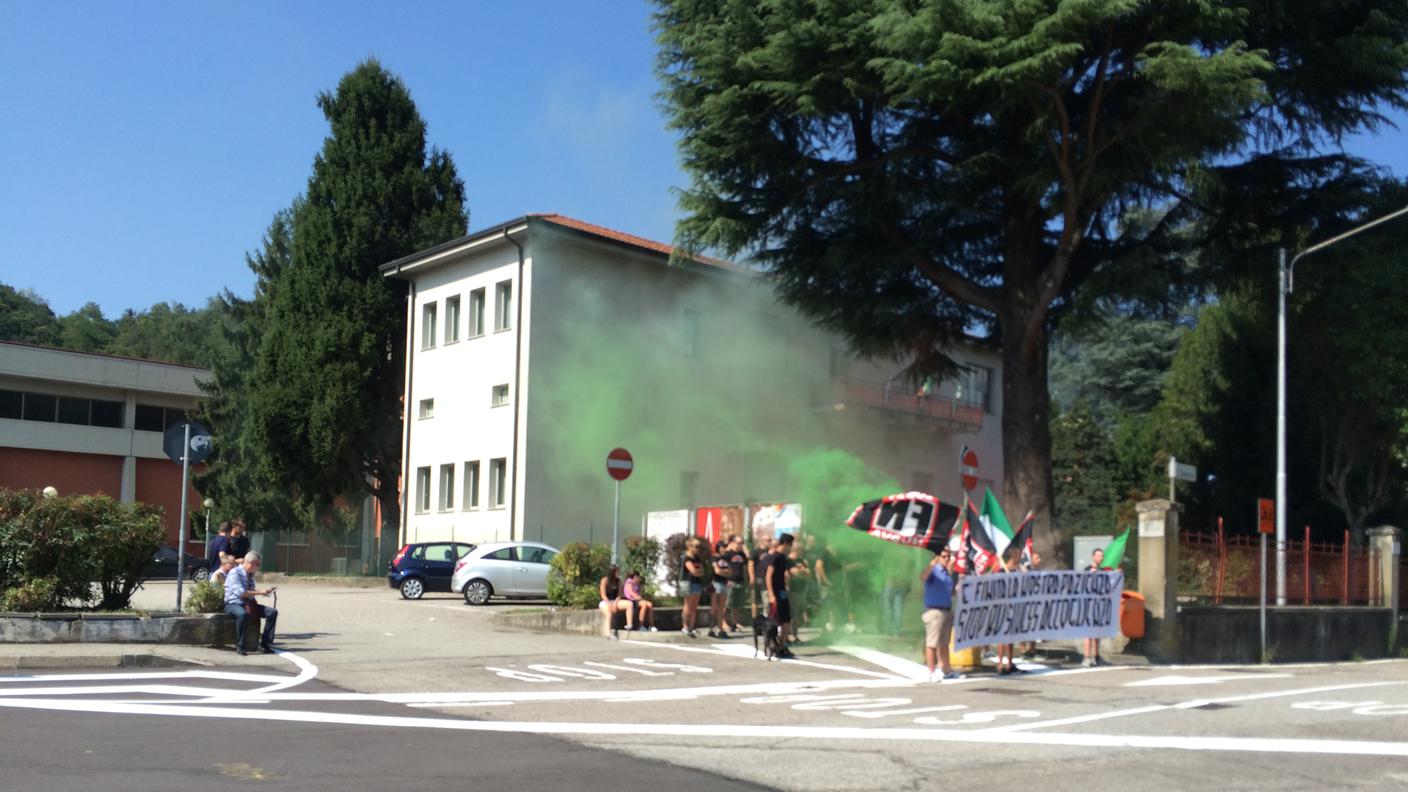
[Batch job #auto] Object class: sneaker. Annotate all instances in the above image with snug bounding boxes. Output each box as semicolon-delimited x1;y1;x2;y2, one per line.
1094;657;1110;666
647;626;659;632
777;648;796;660
259;645;276;655
609;629;620;641
943;671;966;681
926;670;939;683
680;627;691;635
235;647;247;657
997;667;1012;676
687;629;698;638
707;629;720;638
1080;657;1095;668
716;631;731;640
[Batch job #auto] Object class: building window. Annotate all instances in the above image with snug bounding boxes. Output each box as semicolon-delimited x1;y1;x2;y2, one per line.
21;393;56;422
956;365;994;413
491;384;509;407
0;390;20;420
494;281;512;332
682;310;700;357
463;461;480;510
418;398;434;420
679;471;699;506
415;466;431;513
469;288;485;337
439;464;455;511
445;295;461;343
0;390;125;428
489;458;507;508
90;400;124;428
422;302;438;349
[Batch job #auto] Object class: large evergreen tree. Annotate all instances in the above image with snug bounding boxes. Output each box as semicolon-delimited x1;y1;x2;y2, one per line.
654;0;1408;560
247;60;467;545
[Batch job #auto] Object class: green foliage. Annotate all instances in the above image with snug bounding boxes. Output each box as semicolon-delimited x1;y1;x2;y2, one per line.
0;284;60;345
183;580;225;615
2;577;59;612
245;59;467;538
621;535;661;596
1051;403;1120;536
547;542;612;609
0;490;165;610
654;0;1408;556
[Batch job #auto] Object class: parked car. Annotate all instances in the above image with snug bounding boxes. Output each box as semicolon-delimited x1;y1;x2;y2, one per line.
144;546;213;582
387;542;476;599
451;541;559;605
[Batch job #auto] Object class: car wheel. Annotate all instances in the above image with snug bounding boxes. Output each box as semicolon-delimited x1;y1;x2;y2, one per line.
399;577;426;600
463;579;492;605
190;567;210;583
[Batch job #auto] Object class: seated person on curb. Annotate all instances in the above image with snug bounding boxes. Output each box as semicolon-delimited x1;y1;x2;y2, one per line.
210;553;237;585
599;565;633;639
622;571;658;631
224;551;278;656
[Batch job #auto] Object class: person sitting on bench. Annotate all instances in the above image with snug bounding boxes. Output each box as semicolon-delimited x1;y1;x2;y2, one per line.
224;551;278;656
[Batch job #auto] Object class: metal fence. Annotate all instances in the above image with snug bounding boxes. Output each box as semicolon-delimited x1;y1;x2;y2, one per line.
1178;521;1383;606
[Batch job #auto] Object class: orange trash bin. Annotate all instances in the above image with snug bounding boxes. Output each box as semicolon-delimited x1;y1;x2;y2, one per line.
1120;590;1146;639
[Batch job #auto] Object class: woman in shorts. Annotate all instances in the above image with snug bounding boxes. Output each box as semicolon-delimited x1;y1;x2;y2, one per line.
599;565;633;639
680;538;705;638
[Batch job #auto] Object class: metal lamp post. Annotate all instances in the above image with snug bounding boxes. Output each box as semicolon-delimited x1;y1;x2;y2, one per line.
203;497;214;547
1276;204;1408;604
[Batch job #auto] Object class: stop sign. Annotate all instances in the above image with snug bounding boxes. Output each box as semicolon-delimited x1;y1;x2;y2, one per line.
960;446;979;492
606;448;634;481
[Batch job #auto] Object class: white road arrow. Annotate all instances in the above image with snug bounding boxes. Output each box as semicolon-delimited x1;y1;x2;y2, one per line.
1125;673;1293;687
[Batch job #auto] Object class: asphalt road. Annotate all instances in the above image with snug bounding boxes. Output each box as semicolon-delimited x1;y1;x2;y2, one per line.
3;581;1405;791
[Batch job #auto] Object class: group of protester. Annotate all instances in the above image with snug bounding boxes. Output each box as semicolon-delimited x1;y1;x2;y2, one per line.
205;520;279;656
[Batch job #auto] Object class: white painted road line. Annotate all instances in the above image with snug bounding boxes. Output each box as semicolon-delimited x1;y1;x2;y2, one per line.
623;639;906;680
830;646;931;681
1124;673;1295;687
990;680;1408;733
2;696;1406;758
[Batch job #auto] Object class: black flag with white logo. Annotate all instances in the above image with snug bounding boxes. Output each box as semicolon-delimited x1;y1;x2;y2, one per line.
845;492;960;554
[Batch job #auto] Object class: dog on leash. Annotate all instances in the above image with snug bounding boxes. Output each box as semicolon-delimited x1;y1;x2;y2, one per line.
752;614;782;660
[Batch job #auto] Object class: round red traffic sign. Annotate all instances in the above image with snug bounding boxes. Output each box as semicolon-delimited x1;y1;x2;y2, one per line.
960;447;979;491
606;448;634;481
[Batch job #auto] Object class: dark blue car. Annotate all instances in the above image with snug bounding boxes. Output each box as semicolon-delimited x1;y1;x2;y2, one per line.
388;542;475;599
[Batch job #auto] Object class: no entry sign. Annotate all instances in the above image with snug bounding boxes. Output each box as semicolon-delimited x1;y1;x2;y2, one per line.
960;446;980;492
606;448;634;481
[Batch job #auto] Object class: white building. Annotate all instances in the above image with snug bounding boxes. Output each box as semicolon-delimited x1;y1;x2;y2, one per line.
381;214;1004;550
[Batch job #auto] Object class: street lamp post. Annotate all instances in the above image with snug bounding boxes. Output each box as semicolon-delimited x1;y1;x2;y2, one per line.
1276;203;1408;604
203;497;214;548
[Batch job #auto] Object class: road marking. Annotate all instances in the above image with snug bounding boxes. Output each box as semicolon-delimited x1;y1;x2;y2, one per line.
1292;700;1408;716
624;639;904;680
3;696;1406;757
1124;674;1294;687
829;646;931;681
992;680;1408;733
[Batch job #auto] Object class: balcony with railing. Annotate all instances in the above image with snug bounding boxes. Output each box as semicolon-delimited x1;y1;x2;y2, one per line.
811;377;985;431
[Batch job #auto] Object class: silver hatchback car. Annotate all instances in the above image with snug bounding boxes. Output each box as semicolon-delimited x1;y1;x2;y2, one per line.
451;541;559;605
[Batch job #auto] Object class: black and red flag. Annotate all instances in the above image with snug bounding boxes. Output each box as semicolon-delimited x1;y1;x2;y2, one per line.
845;492;959;555
954;494;998;574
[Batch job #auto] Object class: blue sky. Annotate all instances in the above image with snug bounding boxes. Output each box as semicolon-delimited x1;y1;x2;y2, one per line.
2;1;1405;316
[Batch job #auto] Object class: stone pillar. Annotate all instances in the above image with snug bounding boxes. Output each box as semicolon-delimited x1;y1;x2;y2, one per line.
1137;499;1182;660
1367;526;1400;614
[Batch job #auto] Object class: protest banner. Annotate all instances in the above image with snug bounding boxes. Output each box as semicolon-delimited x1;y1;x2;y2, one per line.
952;570;1124;650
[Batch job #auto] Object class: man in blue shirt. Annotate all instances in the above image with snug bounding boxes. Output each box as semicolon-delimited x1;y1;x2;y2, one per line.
224;551;278;656
206;522;230;569
921;548;963;682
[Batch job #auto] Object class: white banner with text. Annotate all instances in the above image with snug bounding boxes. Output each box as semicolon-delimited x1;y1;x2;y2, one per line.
953;570;1124;650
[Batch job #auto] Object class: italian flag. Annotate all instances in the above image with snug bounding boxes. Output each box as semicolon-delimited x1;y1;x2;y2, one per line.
980;487;1014;568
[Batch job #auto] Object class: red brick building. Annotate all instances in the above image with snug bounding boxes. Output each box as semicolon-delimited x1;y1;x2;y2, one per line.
0;341;207;553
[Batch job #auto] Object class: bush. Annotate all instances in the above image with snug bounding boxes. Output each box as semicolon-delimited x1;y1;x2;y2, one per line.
1;577;59;612
0;489;165;610
184;580;225;614
662;532;689;592
622;535;661;597
547;542;611;609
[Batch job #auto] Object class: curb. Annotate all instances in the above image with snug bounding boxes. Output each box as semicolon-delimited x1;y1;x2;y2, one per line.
0;653;196;670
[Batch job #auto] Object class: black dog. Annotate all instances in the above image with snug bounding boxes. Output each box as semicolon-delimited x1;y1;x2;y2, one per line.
753;614;782;660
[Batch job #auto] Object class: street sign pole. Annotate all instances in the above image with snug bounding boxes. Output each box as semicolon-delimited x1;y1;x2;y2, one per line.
612;479;621;566
1260;532;1267;662
1257;497;1274;662
175;422;191;611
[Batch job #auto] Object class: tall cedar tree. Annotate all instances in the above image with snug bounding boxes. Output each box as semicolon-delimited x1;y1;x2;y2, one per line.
248;61;467;544
197;208;303;539
653;0;1408;560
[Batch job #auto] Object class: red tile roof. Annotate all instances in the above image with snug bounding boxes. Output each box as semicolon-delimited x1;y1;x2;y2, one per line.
528;213;742;273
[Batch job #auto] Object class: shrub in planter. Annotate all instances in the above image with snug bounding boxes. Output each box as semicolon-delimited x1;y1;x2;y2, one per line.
547;542;611;608
622;535;661;598
1;577;59;612
184;581;226;614
0;489;165;610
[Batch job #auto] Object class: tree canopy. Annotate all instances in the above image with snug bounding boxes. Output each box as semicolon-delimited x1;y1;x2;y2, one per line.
654;0;1408;559
243;59;468;541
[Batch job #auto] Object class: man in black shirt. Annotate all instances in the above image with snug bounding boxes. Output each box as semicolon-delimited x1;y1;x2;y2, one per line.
227;519;251;560
765;533;796;659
